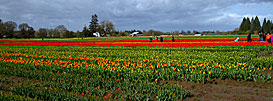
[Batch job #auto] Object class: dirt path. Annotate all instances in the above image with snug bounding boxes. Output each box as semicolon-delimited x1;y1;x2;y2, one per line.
160;79;273;101
260;50;273;58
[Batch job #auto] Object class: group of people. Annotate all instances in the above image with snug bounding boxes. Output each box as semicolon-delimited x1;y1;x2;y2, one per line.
235;33;272;43
148;34;273;43
259;33;272;43
149;35;175;42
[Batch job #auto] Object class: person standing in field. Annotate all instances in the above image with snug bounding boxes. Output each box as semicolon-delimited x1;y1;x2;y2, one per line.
156;36;158;42
266;33;272;43
160;36;163;42
247;33;252;42
271;35;273;43
259;33;263;41
263;33;267;41
172;35;175;42
271;34;273;43
149;37;153;42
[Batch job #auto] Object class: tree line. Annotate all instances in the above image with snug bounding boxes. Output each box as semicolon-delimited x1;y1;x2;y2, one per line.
0;19;78;39
0;14;115;39
0;20;36;38
239;16;273;34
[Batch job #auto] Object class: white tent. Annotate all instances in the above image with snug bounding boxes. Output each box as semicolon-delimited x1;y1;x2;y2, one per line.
129;32;139;36
129;32;143;36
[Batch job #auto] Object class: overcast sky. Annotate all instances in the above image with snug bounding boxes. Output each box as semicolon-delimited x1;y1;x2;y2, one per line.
0;0;273;32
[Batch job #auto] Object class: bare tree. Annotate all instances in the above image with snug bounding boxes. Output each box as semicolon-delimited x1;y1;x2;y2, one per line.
38;28;48;40
82;26;88;39
3;21;17;38
19;23;30;38
105;21;114;36
97;20;115;37
98;21;106;36
55;25;67;38
28;27;35;38
18;23;35;38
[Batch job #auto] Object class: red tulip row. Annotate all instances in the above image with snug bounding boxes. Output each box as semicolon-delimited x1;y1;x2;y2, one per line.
96;38;260;42
0;41;271;47
0;38;259;43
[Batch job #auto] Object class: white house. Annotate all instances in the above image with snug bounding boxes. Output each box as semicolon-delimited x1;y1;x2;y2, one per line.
93;32;100;37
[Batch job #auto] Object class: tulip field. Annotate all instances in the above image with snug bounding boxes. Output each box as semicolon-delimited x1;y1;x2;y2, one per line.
0;35;273;100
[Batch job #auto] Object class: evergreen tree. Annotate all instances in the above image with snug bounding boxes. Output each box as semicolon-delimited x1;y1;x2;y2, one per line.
89;14;98;37
239;17;246;32
245;17;251;32
262;18;267;33
267;20;272;33
271;21;273;34
253;16;261;33
250;17;254;32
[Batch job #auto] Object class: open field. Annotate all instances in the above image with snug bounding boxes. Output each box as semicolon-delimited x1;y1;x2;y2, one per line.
0;36;272;100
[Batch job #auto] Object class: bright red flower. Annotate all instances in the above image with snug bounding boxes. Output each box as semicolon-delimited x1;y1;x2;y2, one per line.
82;92;84;95
86;91;89;94
52;78;55;80
104;96;108;99
116;79;119;82
118;87;121;91
118;73;120;75
20;82;23;85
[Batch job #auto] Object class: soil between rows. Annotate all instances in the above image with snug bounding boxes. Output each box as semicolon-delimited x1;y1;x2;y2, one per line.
160;79;273;101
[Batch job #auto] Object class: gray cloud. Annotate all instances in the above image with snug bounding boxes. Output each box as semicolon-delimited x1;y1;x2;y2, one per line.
0;0;272;32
